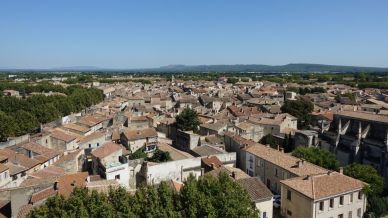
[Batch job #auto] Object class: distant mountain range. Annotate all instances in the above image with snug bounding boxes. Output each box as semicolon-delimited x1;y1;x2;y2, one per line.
1;63;388;73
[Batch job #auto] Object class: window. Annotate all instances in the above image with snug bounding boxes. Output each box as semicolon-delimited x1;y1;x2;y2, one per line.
329;198;334;208
258;159;263;167
357;208;361;217
319;201;324;211
89;144;91;148
349;211;352;218
350;193;353;203
263;212;267;218
115;174;120;180
275;168;278;177
97;143;100;147
340;196;344;206
287;210;292;216
338;214;343;218
287;190;292;200
358;192;362;200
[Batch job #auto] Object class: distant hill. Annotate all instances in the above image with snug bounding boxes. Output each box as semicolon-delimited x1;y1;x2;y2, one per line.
151;63;388;73
1;63;388;73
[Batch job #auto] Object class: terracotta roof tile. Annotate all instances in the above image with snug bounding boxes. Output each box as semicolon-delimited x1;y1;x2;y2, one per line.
57;172;88;198
122;128;157;141
281;172;365;200
18;142;61;160
237;177;273;202
0;149;41;169
201;156;223;169
62;123;90;133
0;163;8;173
50;130;77;142
17;204;32;218
244;143;328;177
90;142;122;159
78;131;105;144
30;187;57;204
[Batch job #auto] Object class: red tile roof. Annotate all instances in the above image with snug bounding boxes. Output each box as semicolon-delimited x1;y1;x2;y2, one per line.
90;142;122;159
30;187;57;204
57;172;88;198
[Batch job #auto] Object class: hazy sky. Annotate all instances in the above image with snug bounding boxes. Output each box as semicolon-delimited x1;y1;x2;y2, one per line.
1;0;388;69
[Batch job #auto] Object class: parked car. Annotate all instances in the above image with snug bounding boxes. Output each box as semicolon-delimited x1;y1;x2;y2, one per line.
273;195;281;208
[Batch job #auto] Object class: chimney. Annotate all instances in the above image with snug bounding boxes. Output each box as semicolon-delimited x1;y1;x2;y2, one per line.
339;167;343;174
201;168;205;176
297;160;304;168
277;145;280;151
280;147;284;153
266;144;270;148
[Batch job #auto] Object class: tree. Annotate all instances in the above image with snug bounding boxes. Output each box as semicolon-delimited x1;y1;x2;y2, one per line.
0;82;104;140
283;133;294;153
292;147;339;170
13;110;39;135
343;164;388;217
227;77;239;84
344;164;383;196
0;111;18;141
29;173;258;218
129;147;172;163
148;149;172;163
175;108;200;131
367;195;388;217
260;134;277;148
281;98;314;128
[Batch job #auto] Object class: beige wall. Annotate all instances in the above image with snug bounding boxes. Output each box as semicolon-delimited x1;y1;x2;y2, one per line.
281;185;367;218
244;151;294;194
256;198;273;218
314;190;366;218
281;185;313;218
0;169;11;187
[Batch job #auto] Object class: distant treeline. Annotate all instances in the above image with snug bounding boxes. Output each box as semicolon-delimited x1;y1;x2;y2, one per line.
0;83;103;141
0;82;68;95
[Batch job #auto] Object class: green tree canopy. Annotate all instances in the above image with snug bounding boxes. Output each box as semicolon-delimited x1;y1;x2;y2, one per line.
29;173;258;218
281;98;314;128
343;164;387;217
175;108;200;132
344;164;383;196
0;83;104;141
292;147;339;170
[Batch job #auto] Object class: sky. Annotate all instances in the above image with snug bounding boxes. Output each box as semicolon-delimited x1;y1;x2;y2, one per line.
0;0;388;69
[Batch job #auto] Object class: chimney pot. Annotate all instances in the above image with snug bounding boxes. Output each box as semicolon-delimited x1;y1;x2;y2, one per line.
339;167;343;174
